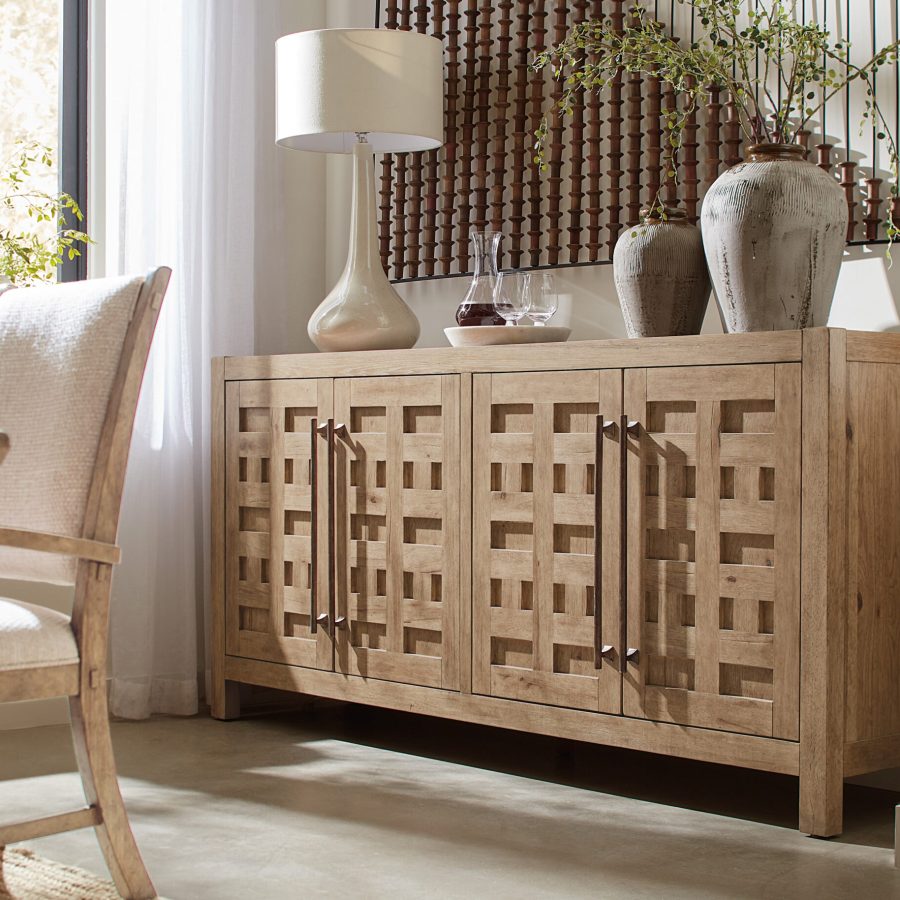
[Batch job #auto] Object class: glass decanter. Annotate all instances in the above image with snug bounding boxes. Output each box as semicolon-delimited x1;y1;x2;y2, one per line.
455;230;506;326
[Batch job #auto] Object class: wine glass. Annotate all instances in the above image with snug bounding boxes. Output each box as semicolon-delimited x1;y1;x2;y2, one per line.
493;270;531;326
523;272;558;325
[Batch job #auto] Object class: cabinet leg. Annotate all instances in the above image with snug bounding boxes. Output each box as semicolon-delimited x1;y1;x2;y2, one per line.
798;759;843;837
210;679;241;721
895;806;899;868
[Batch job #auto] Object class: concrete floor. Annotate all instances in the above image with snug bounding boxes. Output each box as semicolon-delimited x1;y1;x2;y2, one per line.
1;702;899;899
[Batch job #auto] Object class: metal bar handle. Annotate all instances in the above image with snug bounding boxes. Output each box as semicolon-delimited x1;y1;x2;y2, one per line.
594;416;617;669
310;417;319;633
622;417;641;672
326;418;337;630
313;419;332;631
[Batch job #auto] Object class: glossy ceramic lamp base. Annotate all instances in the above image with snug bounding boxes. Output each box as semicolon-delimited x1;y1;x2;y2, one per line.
308;142;420;352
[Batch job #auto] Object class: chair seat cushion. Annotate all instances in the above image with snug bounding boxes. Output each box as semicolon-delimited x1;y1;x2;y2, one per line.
0;598;78;670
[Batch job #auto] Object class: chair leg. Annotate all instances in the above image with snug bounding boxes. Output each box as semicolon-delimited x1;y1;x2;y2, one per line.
68;691;155;899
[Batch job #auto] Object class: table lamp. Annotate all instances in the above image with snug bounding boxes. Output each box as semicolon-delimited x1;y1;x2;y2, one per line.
276;28;444;352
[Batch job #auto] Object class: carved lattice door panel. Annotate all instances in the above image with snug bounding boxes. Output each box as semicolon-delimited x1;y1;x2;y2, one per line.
225;379;333;669
623;365;801;738
333;376;460;690
472;371;622;713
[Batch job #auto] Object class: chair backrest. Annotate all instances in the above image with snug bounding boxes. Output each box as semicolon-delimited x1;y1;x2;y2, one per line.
0;269;170;584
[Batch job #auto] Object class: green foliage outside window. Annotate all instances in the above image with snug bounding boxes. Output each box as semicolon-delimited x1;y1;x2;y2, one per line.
0;141;90;286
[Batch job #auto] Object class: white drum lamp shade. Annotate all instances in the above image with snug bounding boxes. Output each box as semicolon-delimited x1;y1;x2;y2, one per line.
276;28;444;352
276;28;444;154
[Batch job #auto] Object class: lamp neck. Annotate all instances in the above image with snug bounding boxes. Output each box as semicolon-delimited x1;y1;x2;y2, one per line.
344;141;383;279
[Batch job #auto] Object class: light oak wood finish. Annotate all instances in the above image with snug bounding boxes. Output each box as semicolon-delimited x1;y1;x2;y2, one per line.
213;328;900;838
0;268;170;899
209;357;240;720
472;370;621;712
623;364;800;740
0;527;120;565
223;379;334;672
223;331;803;380
333;375;461;690
225;653;800;775
0;807;101;846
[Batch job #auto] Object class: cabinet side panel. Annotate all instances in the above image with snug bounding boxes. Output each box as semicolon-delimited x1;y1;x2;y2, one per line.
210;360;238;719
799;328;844;837
845;361;900;747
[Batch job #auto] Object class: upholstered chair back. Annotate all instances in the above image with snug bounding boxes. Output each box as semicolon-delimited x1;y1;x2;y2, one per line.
0;275;151;584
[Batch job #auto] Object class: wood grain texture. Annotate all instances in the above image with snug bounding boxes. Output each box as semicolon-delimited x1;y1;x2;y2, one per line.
215;325;900;839
210;357;240;721
846;330;900;363
0;807;100;846
223;333;804;381
623;363;797;740
471;369;622;713
225;653;801;774
0;528;119;565
844;360;900;746
798;328;845;838
0;663;79;703
844;735;900;777
332;375;461;690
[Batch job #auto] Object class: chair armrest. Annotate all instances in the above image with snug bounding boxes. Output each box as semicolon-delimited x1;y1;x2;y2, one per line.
0;431;8;464
0;527;120;565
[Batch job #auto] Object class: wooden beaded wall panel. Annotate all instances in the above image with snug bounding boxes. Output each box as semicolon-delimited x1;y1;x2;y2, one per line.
622;364;801;739
377;1;898;280
225;379;334;670
472;370;622;713
333;375;461;690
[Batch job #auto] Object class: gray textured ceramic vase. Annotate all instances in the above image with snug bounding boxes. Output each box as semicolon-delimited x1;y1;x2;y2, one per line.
701;143;848;332
613;208;711;338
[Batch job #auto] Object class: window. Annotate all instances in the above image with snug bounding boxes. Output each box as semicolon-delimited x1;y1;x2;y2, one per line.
0;0;88;282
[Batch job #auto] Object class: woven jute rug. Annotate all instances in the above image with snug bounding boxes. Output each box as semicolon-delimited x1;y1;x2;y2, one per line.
0;847;119;899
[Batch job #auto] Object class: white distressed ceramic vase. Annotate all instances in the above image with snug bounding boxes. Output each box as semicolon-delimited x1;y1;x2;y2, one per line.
613;208;711;338
701;143;848;332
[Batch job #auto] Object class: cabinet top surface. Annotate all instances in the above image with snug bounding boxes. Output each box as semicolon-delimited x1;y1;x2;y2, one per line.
219;329;899;380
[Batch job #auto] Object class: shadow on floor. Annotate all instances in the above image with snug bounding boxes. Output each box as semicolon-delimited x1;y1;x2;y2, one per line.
3;700;897;855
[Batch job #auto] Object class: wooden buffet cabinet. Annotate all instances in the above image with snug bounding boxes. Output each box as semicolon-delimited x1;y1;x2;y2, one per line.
211;329;900;837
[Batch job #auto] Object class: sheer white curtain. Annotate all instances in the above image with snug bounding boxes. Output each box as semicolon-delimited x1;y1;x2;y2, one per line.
100;0;323;718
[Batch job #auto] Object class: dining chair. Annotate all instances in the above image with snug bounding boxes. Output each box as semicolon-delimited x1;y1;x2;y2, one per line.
0;268;171;899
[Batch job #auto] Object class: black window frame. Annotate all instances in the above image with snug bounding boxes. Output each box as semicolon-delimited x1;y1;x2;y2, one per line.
59;0;89;282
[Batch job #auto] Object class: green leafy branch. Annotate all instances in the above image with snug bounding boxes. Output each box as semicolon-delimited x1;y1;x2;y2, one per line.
0;141;91;286
534;0;900;244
